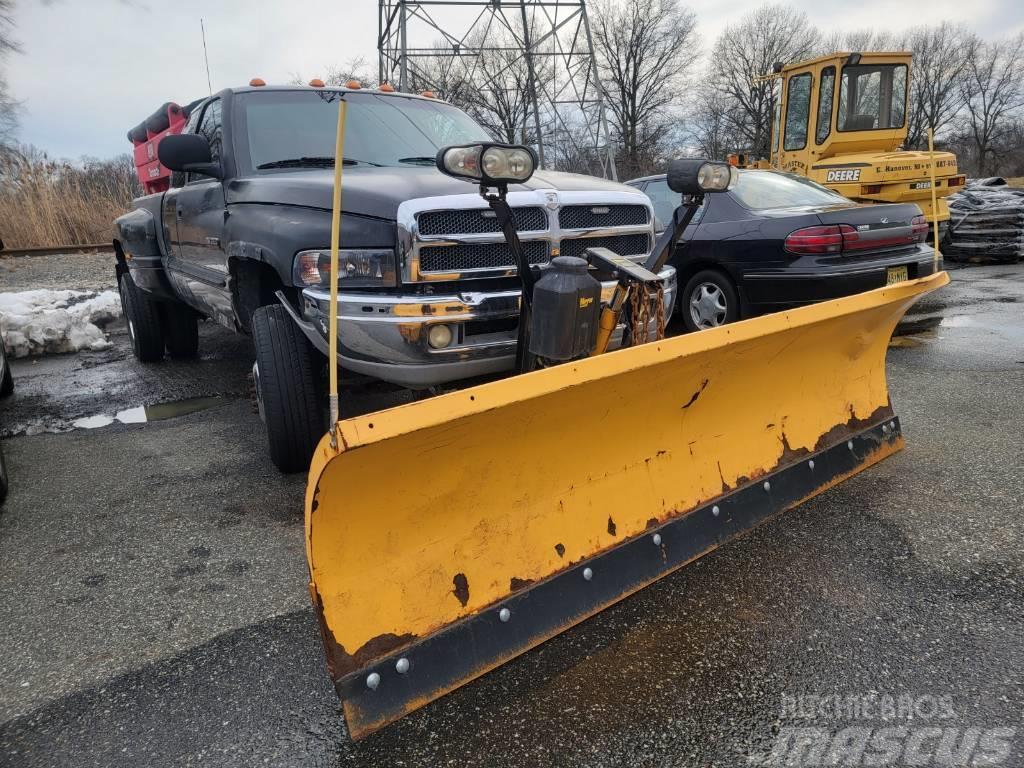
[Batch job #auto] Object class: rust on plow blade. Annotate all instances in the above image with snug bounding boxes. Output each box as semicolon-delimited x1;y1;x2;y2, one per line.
305;272;947;739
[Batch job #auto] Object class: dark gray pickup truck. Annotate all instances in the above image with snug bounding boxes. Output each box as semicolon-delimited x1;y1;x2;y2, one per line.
113;84;674;471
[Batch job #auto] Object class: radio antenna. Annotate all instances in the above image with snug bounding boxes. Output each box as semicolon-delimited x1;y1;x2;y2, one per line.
201;18;213;96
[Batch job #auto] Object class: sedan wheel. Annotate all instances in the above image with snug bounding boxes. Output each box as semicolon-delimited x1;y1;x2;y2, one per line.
680;269;739;333
689;282;728;328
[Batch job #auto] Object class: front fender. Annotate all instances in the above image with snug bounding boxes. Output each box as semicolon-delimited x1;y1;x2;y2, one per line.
223;204;398;288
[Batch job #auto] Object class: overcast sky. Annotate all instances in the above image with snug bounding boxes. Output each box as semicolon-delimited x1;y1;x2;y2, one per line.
5;0;1024;160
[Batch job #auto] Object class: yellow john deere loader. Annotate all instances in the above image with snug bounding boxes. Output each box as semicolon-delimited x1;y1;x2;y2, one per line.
747;51;965;239
304;99;948;740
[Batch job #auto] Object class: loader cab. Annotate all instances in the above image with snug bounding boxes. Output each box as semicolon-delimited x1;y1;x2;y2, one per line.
770;52;911;172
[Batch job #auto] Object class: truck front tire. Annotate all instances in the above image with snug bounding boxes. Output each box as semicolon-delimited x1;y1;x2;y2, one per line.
119;272;165;362
251;304;324;473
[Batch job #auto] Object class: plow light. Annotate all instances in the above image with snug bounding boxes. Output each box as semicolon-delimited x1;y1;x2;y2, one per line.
666;159;737;195
436;143;537;186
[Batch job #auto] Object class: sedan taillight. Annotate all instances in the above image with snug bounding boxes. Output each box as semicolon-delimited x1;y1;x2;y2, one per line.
786;218;927;255
910;214;929;241
784;225;846;254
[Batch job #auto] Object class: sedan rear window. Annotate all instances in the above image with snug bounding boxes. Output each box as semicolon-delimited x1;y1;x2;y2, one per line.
730;171;850;211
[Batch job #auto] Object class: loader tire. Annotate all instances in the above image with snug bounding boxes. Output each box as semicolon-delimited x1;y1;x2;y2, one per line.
119;272;165;362
162;303;199;359
680;269;739;332
251;304;323;473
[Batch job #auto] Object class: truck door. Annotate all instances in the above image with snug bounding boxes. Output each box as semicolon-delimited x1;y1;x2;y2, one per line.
173;99;228;287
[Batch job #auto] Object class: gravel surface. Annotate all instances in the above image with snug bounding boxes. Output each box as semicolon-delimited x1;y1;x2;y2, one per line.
0;264;1021;767
0;251;117;293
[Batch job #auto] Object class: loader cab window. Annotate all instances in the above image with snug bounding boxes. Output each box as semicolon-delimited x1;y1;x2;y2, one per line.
188;99;222;183
783;73;812;151
815;66;835;144
838;64;907;131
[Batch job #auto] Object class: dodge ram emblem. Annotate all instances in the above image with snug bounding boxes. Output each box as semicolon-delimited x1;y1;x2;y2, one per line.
544;192;560;211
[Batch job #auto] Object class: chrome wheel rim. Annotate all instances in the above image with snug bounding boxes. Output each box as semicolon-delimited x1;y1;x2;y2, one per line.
252;361;266;423
689;282;727;329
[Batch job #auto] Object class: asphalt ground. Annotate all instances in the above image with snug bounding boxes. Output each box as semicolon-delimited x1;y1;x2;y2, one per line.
0;264;1022;767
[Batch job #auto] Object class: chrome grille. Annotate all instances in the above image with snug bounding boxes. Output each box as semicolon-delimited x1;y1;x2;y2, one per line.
420;240;550;273
418;207;547;236
559;204;649;230
560;233;650;260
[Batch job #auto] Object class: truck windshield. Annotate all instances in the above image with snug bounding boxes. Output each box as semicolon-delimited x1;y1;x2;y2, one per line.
235;90;493;171
838;64;907;132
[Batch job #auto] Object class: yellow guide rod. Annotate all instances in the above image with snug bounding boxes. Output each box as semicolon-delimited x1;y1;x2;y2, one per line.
928;128;940;265
328;99;348;446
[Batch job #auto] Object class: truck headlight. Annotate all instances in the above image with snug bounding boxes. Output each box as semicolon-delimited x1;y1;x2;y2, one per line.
293;249;397;289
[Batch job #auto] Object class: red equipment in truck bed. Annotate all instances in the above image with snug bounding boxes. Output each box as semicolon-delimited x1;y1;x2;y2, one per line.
127;99;203;195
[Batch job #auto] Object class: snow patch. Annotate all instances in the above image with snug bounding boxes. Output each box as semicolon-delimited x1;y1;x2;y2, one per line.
0;289;122;357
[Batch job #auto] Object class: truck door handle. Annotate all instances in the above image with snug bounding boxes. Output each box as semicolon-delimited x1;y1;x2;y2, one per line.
176;208;183;218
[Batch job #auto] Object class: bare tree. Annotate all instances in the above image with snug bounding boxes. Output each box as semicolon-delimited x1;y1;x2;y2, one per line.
687;83;746;160
959;34;1024;176
290;57;377;88
818;28;904;54
904;23;978;148
405;43;474;105
590;0;700;179
455;26;553;145
710;4;820;159
0;0;20;151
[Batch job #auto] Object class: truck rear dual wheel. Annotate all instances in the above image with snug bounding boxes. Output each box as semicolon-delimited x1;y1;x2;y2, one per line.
0;441;7;505
251;304;324;473
119;272;165;362
162;304;199;359
0;358;12;397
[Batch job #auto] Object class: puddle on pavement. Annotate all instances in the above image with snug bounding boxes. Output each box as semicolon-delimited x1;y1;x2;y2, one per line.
72;395;229;430
939;315;974;328
889;329;937;349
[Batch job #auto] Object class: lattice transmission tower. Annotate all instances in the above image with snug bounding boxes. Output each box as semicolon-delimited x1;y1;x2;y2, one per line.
378;0;617;180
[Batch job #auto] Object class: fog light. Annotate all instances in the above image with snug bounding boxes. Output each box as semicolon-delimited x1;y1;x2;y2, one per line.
428;324;453;349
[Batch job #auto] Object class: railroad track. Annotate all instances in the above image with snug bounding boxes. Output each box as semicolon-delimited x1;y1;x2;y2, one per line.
0;243;114;258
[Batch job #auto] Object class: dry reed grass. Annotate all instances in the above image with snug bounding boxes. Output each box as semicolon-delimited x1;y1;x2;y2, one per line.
0;148;141;248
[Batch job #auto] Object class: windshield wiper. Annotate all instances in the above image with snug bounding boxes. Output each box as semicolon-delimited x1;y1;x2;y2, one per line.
257;156;382;169
398;156;437;166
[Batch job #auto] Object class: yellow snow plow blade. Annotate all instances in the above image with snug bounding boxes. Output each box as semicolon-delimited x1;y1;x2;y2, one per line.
306;270;947;739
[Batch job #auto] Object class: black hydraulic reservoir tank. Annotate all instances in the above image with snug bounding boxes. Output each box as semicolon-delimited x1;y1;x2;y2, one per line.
529;256;602;361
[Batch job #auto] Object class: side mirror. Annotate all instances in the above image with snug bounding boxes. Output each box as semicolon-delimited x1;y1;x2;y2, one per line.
158;134;222;179
435;143;537;187
666;159;737;195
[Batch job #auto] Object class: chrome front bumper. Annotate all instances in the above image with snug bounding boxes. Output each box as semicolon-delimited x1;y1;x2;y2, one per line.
290;267;677;389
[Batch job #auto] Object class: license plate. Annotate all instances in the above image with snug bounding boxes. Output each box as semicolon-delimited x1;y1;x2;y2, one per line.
910;181;932;190
887;266;909;285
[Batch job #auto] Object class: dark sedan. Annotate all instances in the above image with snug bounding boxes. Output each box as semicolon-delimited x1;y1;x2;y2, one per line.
628;169;941;332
